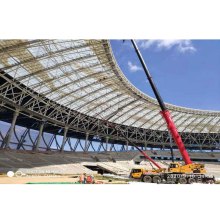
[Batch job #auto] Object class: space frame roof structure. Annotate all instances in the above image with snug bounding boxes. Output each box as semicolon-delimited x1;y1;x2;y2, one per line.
0;39;220;149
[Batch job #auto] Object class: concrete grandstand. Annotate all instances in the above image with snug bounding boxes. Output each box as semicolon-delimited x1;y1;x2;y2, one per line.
0;39;220;176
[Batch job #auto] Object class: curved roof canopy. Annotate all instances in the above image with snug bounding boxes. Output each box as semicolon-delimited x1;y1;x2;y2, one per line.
0;39;219;134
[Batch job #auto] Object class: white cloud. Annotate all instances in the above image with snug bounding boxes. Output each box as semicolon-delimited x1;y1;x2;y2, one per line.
128;61;142;72
178;45;196;52
139;39;196;53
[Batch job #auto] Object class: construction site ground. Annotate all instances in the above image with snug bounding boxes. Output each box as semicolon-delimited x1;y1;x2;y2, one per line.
0;173;131;184
0;173;219;184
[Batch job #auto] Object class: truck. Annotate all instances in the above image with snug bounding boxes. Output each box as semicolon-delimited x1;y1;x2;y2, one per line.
130;163;215;184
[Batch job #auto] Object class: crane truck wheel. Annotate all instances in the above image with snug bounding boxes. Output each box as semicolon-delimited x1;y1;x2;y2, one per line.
142;176;152;183
153;176;161;183
179;178;187;184
188;178;196;184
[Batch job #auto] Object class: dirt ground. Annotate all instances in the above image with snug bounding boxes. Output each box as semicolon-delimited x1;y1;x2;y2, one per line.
0;176;78;184
0;174;127;184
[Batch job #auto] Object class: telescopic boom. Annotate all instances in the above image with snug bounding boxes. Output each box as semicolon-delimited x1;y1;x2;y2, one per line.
131;40;192;165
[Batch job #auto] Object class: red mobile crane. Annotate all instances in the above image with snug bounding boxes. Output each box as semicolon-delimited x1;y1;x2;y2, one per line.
128;40;216;183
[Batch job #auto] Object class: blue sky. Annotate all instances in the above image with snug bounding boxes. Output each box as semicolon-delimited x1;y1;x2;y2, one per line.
110;40;220;111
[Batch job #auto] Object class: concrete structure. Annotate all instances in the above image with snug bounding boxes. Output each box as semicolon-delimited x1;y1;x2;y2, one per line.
0;150;220;177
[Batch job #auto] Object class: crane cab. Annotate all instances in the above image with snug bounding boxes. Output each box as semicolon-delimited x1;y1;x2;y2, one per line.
168;162;207;174
130;168;143;178
168;162;193;173
168;163;181;172
130;168;157;179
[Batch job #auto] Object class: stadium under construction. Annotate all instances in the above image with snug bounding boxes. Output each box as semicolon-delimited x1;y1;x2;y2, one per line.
0;39;220;183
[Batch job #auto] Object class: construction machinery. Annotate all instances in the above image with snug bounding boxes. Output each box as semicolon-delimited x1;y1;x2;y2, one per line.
127;40;215;183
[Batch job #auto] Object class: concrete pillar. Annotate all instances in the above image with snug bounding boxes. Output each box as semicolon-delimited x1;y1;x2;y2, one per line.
5;110;19;149
126;140;128;152
33;122;45;151
84;132;89;152
106;137;109;152
60;127;68;153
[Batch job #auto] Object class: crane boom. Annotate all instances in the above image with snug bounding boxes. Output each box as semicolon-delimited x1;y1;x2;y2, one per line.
131;40;192;165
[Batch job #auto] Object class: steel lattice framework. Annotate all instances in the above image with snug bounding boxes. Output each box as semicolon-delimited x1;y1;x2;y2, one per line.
0;39;220;152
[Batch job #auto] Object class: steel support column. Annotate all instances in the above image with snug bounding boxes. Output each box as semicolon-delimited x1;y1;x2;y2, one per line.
17;128;29;150
60;127;68;153
200;146;203;152
126;140;128;152
33;122;45;151
106;137;109;152
5;110;19;149
85;132;89;152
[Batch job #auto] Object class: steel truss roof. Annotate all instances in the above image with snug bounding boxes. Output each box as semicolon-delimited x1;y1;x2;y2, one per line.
0;39;220;148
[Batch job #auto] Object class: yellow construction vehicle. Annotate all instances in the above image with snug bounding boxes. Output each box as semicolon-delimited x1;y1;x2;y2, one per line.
130;163;206;178
130;167;165;179
130;163;213;184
